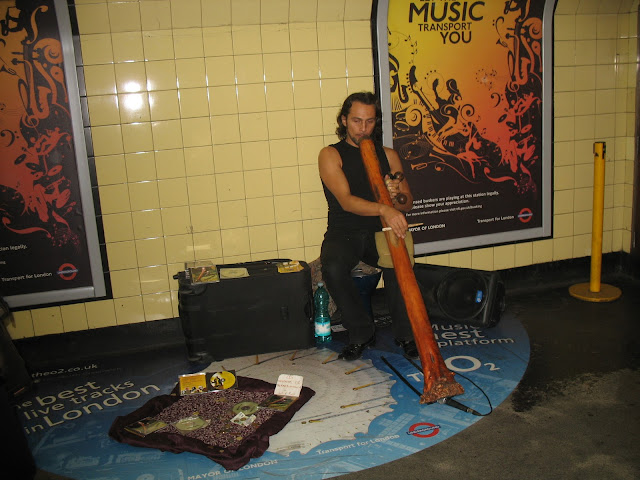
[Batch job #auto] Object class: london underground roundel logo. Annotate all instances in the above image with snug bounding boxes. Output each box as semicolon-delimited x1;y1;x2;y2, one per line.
518;208;533;223
407;422;440;438
57;263;78;280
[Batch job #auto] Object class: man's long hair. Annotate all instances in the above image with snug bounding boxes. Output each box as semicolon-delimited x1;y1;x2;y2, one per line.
335;92;383;142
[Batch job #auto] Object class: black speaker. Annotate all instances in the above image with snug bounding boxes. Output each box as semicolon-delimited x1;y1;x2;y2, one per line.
415;264;506;328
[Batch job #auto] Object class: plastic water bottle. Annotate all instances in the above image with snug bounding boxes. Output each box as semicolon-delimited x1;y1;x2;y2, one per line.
314;282;332;343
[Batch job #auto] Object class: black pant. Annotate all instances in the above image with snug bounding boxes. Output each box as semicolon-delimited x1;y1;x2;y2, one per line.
320;230;414;344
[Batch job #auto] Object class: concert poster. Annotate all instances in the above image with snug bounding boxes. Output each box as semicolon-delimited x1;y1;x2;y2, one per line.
375;0;555;255
0;0;104;307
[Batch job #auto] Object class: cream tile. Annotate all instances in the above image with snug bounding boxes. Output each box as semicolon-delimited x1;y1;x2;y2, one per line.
118;93;151;123
61;304;89;333
289;0;318;22
143;292;173;321
302;218;326;246
128;180;160;210
554;116;575;142
173;28;205;59
208;86;239;115
274;194;302;222
275;221;304;249
106;241;138;271
230;0;261;25
344;20;372;49
75;3;110;34
532;240;553;264
263;53;293;83
32;307;63;337
265;81;295;110
269;138;298;167
80;34;114;65
514;242;533;267
554;212;575;237
235;54;265;84
202;0;232;27
108;2;141;32
554;66;576;92
249;224;278;252
294;80;321;108
574;91;596;115
92;125;124;156
237;84;267;113
140;0;172;30
218;200;248;229
493;244;515;270
84;64;117;95
86;300;117;329
88;94;120;126
203;26;233;56
216;171;246;201
318;0;344;21
136;237;167;266
190;202;220;232
110;269;142;298
158;178;189;207
171;0;203;28
291;51;320;81
247;197;275;224
289;23;318;51
161;206;192;235
596;39;617;65
185;146;215;176
112;32;145;63
346;49;373;77
261;24;291;53
181;117;212;147
179;88;210;118
596;14;619;39
149;90;180;121
554;15;575;41
152;120;184;150
554;189;575;215
213;142;243;172
261;0;289;23
102;212;134;243
470;248;494;271
241;140;271;170
574;65;597;90
239;113;269;142
187;175;217;204
267;110;297;139
344;0;373;20
114;296;146;325
320;78;348;107
95;153;126;185
554;165;575;190
272;166;300;195
122;122;154;153
205;56;237;86
575;14;597;39
99;184;131;214
126;151;157;182
155;148;186;179
318;22;345;50
244;169;273;198
131;209;164;239
573;233;592;258
193;230;223;259
115;63;147;94
176;58;207;89
552;236;573;261
295;108;323;137
221;227;251;257
232;25;262;55
574;115;595;140
554;141;575;167
145;60;178;91
301;191;327;219
574;210;593;235
299;164;321;192
296;136;325;165
142;30;175;61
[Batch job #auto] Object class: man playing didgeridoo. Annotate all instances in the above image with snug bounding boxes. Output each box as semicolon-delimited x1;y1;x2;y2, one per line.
319;91;417;361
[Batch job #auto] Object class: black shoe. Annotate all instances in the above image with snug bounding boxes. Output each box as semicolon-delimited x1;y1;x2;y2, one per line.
396;339;418;359
339;335;376;361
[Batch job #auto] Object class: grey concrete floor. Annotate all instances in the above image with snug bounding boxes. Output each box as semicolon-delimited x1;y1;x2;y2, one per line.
340;274;640;480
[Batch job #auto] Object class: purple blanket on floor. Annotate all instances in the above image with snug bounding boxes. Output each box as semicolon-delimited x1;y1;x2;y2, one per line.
109;376;315;470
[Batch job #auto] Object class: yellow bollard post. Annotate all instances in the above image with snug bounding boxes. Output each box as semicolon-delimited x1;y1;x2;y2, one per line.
569;142;622;302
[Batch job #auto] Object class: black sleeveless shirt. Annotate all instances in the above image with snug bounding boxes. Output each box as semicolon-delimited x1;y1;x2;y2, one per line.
322;139;392;233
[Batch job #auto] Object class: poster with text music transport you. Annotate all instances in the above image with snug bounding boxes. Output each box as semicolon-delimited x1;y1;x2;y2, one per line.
382;0;552;255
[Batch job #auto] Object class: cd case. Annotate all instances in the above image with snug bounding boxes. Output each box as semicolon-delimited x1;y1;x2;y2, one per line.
178;370;237;395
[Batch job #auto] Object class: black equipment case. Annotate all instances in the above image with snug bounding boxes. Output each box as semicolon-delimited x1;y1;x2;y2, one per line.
176;260;314;362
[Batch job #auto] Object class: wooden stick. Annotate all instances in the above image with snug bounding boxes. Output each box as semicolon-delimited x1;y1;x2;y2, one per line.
359;137;464;403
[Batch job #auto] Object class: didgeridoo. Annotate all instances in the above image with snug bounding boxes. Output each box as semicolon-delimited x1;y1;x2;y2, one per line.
358;137;464;403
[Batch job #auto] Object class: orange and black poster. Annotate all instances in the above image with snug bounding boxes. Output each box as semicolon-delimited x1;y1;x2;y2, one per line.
0;0;104;307
375;0;554;255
